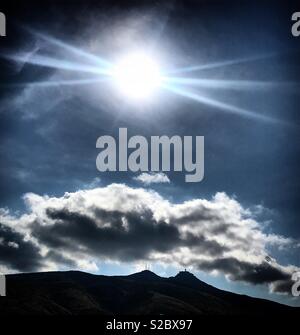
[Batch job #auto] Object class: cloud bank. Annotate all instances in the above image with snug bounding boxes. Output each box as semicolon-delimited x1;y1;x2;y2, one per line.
0;184;298;295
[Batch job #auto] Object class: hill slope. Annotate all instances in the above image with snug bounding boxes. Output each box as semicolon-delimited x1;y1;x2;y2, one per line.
0;270;298;315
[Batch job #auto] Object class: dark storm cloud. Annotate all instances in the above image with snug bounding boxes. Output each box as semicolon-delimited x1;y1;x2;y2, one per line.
0;223;42;272
183;232;230;257
0;222;77;272
172;208;219;225
197;257;290;286
39;207;180;260
45;250;77;268
271;279;296;295
30;206;227;261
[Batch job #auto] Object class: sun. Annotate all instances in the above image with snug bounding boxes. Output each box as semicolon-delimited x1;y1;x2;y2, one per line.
112;52;162;100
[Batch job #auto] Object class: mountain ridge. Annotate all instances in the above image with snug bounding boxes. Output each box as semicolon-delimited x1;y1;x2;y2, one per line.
0;269;298;315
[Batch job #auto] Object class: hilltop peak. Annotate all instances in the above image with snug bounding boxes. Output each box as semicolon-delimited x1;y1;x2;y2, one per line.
128;270;160;281
172;270;204;285
172;270;217;293
174;270;198;281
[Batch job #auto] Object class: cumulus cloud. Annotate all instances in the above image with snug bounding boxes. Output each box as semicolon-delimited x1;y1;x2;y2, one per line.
0;184;298;294
134;172;170;185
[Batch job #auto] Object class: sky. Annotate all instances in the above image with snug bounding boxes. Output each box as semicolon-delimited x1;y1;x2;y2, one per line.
0;0;300;306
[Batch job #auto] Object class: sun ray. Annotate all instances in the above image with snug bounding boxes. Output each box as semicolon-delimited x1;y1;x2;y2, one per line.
165;52;279;75
3;78;108;88
161;83;285;124
24;27;112;68
3;52;111;76
163;77;297;91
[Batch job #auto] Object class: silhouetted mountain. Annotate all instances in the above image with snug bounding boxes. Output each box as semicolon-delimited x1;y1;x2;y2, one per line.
0;270;298;315
171;270;214;289
127;270;161;281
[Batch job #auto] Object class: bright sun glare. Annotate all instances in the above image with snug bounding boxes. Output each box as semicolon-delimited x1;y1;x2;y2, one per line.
112;52;162;100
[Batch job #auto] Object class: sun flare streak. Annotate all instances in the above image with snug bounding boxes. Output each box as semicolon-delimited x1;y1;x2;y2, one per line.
3;78;108;89
165;52;279;75
163;77;297;91
25;27;112;68
161;83;284;124
4;52;111;76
